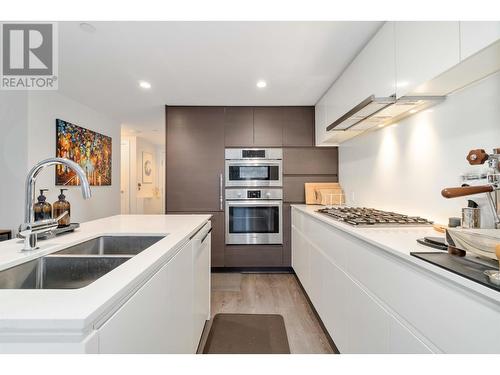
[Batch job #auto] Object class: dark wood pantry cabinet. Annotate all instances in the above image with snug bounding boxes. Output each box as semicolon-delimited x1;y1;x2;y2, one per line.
166;105;338;268
166;106;226;267
166;106;224;212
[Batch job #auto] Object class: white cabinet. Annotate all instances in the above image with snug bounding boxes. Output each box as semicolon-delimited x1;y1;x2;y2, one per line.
316;22;396;145
291;224;310;291
98;241;194;353
388;316;432;354
314;93;327;145
308;242;324;314
460;21;500;60
321;259;350;352
291;207;500;353
395;21;460;97
192;225;211;352
97;224;211;354
345;280;389;353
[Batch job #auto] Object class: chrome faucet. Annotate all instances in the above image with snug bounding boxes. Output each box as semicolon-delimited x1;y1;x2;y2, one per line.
18;157;92;251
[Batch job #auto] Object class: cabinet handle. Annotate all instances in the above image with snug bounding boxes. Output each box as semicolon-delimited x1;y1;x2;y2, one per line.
201;228;212;244
219;173;224;210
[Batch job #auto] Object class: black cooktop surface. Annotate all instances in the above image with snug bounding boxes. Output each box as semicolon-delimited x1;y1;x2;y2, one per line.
317;207;433;226
411;252;500;292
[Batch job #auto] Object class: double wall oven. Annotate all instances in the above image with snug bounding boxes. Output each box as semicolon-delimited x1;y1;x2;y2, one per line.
225;148;283;245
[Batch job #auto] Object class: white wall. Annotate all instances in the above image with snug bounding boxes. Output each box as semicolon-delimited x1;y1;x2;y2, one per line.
25;92;120;226
339;72;500;227
0;92;29;233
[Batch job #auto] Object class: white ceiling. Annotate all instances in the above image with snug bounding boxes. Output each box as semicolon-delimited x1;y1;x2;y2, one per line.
58;21;382;145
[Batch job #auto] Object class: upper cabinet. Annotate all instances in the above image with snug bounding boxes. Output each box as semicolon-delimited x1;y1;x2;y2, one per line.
224;106;314;148
282;107;314;147
316;22;396;145
224;107;254;147
460;21;500;60
315;21;500;146
395;22;460;98
253;107;284;147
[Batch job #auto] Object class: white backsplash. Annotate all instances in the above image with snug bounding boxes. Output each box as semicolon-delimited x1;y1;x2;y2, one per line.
339;71;500;227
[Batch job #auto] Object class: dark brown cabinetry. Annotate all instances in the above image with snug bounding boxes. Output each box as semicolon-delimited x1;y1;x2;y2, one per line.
166;107;225;267
225;245;283;267
253;107;283;147
283;147;338;175
224;106;314;148
224;107;254;147
166;105;337;269
166;107;224;212
282;107;314;147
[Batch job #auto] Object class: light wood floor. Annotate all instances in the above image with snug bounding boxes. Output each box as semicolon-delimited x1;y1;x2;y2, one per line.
200;272;335;354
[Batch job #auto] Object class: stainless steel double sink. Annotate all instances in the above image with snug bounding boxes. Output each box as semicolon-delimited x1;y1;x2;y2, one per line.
0;236;165;290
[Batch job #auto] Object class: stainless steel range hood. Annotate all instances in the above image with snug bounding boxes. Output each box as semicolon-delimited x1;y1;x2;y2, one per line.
326;94;445;132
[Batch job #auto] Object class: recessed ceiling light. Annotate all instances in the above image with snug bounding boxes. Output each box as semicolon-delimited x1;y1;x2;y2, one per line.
139;81;151;89
256;80;267;88
79;22;96;33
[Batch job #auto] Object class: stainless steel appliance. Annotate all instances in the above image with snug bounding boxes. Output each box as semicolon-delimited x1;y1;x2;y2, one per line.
225;188;283;245
442;147;500;229
317;207;433;227
225;148;282;187
326;94;445;133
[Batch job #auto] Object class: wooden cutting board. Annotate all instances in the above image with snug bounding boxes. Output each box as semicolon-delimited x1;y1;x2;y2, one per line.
305;183;343;205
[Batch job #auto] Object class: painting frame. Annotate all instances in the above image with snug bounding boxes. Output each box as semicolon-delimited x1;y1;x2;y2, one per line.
142;151;153;184
55;119;112;186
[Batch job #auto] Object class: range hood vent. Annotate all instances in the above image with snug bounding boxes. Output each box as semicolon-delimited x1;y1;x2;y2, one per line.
326;94;445;133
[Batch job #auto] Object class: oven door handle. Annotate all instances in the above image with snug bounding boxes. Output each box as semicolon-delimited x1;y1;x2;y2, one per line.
225;160;282;167
219;173;223;210
226;200;283;207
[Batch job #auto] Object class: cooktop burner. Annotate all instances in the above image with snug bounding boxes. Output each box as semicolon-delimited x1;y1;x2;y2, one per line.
317;207;433;227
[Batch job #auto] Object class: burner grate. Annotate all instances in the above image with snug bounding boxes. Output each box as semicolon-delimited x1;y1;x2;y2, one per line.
317;207;433;227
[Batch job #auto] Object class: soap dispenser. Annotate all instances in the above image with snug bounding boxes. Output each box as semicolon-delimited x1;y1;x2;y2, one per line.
33;189;52;221
53;189;71;227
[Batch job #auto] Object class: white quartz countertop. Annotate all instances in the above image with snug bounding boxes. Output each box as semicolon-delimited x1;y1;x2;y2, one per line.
291;205;500;303
0;214;211;334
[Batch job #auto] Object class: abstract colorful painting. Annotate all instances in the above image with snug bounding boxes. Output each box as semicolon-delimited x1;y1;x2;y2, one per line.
56;119;112;186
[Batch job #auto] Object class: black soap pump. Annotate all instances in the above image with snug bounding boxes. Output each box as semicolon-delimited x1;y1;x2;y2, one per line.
53;189;71;227
33;189;52;221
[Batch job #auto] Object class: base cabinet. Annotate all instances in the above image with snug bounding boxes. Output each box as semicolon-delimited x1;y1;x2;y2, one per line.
97;227;211;354
291;207;500;354
192;226;211;350
98;241;195;353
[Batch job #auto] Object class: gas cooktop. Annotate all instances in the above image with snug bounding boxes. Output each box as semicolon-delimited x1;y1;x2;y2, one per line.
316;207;434;227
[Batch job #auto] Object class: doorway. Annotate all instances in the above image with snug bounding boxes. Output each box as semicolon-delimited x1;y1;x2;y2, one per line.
120;131;165;215
120;139;130;214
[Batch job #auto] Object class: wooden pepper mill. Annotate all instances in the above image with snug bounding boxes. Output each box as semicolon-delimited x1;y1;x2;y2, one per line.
496;244;500;270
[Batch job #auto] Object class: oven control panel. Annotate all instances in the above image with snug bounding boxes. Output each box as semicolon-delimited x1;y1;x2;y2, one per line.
225;188;283;200
247;190;261;199
243;149;265;158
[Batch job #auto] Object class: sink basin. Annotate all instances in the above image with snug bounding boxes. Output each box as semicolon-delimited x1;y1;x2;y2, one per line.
0;236;165;289
55;235;165;256
0;255;132;289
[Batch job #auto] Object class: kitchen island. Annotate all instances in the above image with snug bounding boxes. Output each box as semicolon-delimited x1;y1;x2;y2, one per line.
0;214;211;354
291;205;500;353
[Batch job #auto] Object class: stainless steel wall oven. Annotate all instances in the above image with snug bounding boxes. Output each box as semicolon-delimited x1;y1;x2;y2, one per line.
225;188;283;245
